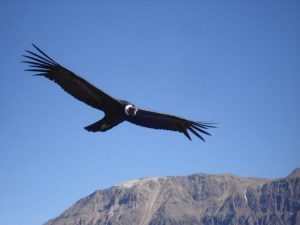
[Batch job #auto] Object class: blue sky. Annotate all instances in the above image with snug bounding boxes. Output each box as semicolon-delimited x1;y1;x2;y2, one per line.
1;1;299;225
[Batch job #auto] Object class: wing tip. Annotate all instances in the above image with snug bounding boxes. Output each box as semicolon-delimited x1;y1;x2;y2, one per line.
185;120;218;142
23;44;58;66
182;129;192;141
196;121;218;129
187;127;205;142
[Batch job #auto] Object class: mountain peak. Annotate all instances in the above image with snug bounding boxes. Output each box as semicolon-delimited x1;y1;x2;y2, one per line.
44;169;300;225
115;177;166;189
288;168;300;178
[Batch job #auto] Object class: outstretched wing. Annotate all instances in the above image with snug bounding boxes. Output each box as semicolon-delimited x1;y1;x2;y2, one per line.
23;44;120;112
127;108;215;141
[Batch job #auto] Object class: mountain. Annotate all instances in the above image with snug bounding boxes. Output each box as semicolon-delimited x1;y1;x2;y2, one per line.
44;169;300;225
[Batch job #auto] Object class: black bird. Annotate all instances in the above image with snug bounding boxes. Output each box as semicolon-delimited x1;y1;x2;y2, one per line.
23;44;215;141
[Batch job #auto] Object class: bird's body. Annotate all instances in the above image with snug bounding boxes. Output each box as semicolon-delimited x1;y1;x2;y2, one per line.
23;44;215;141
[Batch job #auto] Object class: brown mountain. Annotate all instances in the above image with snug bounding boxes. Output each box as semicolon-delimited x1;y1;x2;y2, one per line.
44;169;300;225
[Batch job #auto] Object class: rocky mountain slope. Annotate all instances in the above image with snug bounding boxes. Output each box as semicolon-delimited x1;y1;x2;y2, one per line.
44;169;300;225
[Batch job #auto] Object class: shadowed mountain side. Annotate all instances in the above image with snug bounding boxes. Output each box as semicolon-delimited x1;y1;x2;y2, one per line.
44;169;300;225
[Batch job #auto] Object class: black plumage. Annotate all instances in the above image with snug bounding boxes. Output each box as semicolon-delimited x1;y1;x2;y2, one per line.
23;44;215;141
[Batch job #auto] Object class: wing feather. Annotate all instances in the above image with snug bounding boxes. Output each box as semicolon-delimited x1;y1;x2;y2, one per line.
127;108;215;141
23;44;120;112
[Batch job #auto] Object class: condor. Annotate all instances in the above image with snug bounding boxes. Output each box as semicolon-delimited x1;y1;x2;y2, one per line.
23;44;215;141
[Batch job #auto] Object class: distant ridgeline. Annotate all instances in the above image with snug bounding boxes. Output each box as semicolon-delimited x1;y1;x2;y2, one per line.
44;169;300;225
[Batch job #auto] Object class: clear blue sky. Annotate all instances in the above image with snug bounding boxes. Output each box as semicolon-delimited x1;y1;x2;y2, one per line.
1;1;299;225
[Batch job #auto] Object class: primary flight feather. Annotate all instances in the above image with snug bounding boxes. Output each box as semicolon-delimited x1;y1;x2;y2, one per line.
23;44;215;141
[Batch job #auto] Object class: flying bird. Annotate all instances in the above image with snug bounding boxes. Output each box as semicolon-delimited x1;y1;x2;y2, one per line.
23;44;215;141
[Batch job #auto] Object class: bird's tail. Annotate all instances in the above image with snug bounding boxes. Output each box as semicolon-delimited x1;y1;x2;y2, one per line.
84;116;123;132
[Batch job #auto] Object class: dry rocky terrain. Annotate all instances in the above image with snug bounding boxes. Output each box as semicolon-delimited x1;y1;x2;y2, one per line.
44;169;300;225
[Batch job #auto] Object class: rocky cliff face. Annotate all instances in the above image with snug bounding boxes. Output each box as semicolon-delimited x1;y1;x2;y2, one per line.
44;169;300;225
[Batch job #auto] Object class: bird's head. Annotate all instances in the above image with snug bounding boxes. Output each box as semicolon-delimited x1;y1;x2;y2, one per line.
125;104;138;116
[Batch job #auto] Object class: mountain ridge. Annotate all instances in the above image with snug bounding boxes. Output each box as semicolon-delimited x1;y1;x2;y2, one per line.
44;169;300;225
